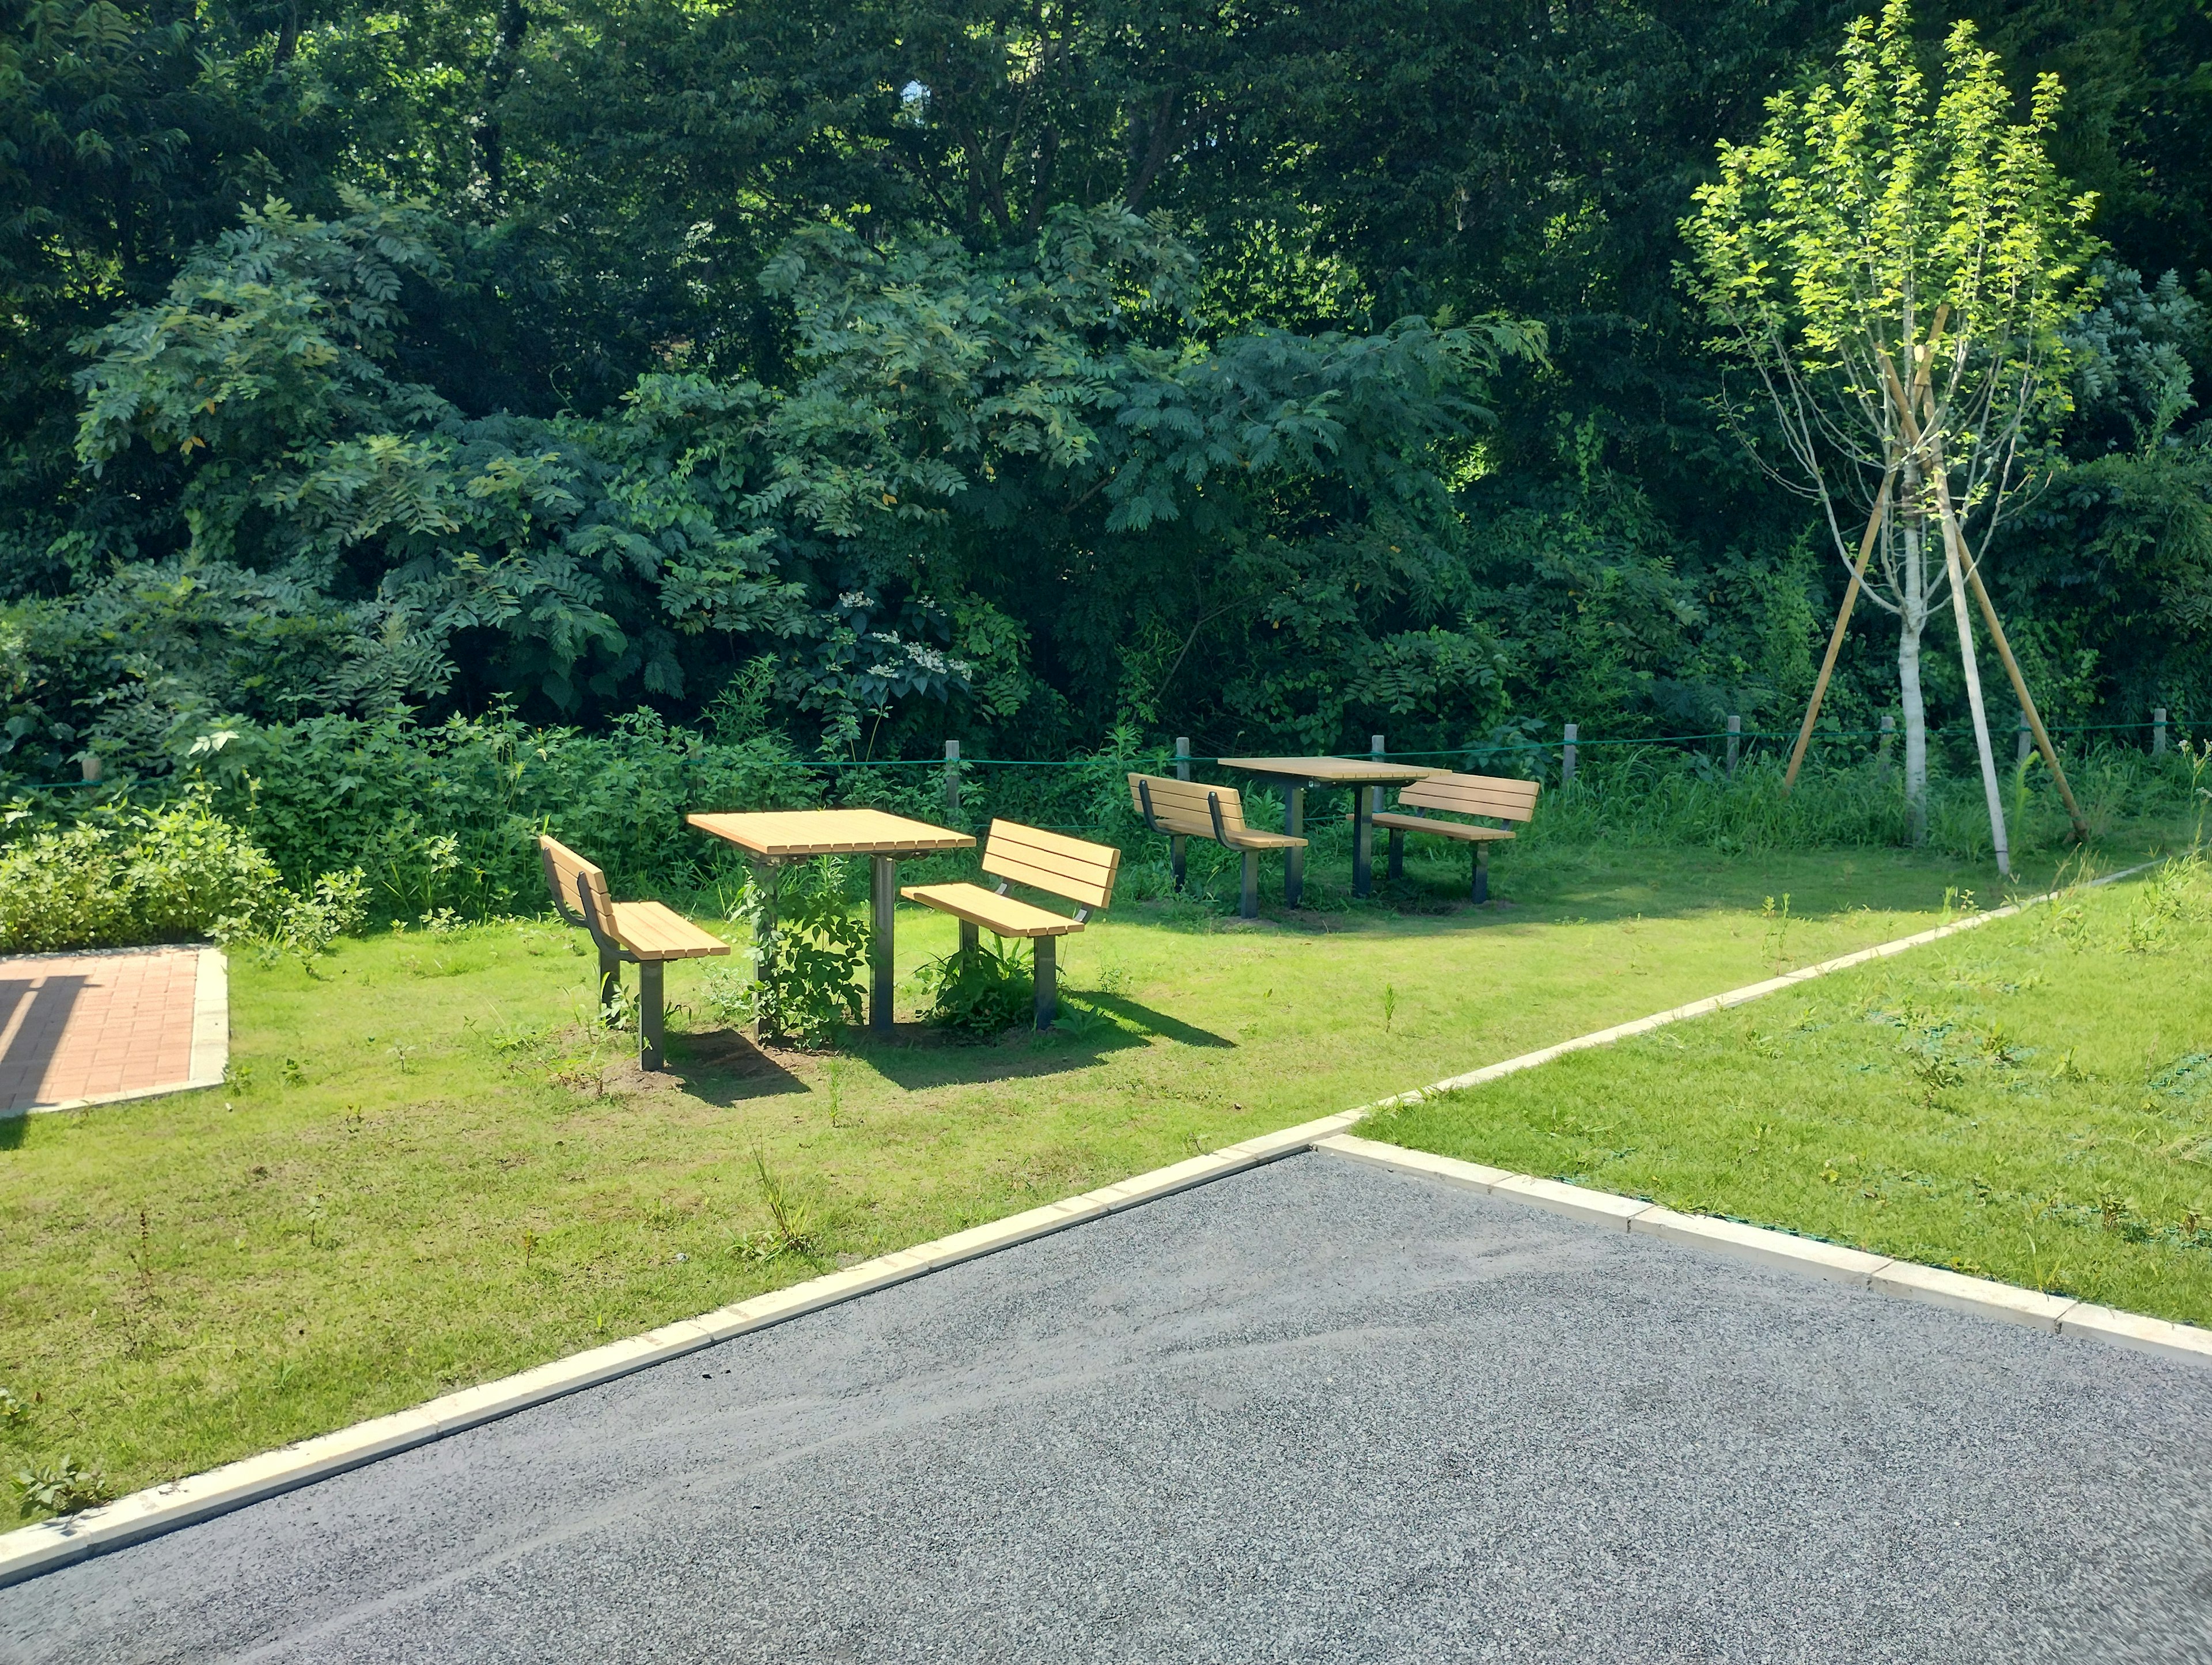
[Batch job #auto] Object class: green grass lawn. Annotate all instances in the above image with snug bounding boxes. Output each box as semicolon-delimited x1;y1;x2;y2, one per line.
0;831;2181;1515
1364;854;2212;1326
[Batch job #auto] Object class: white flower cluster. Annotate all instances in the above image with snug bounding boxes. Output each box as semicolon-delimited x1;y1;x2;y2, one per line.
864;631;972;680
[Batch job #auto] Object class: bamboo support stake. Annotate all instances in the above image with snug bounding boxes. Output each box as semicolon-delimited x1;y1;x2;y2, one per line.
1958;555;2088;840
1877;357;2088;841
1783;465;1896;792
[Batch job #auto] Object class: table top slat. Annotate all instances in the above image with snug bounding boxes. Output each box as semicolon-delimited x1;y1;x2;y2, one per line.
687;809;975;859
1218;756;1453;785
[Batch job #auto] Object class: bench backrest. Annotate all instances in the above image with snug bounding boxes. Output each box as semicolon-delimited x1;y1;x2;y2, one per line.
1127;773;1253;839
1396;772;1541;824
538;834;618;941
983;820;1121;911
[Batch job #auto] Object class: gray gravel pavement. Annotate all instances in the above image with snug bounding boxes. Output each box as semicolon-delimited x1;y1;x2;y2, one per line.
5;1150;2211;1663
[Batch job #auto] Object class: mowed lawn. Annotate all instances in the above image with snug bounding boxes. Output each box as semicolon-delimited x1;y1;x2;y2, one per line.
1367;854;2212;1326
0;835;2175;1512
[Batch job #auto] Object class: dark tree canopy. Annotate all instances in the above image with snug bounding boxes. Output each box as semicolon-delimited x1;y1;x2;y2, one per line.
2;0;2207;779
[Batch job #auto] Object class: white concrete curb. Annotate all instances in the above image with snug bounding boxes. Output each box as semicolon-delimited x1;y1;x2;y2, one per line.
1313;1133;2212;1361
187;947;228;1090
0;1110;1362;1587
0;859;2172;1587
1343;859;2156;1117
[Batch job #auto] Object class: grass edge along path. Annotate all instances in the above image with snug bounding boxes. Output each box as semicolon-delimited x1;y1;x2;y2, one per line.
0;857;2180;1591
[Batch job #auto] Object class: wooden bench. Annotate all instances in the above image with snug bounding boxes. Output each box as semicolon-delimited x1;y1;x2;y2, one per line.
538;835;729;1069
1127;773;1306;917
1370;773;1541;902
902;820;1120;1031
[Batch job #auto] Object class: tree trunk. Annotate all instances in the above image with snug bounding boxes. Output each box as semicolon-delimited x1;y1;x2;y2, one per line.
1897;519;1929;845
1899;598;1929;845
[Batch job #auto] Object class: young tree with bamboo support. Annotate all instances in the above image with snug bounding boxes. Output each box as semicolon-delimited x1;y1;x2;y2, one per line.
1679;1;2097;869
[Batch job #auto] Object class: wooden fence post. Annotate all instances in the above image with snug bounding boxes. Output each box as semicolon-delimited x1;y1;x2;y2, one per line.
1726;714;1741;777
1561;723;1578;789
2017;714;2032;765
2155;708;2169;756
943;739;960;821
1878;714;1895;782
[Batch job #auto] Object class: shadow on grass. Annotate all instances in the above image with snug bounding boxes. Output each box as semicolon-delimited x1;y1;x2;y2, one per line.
1149;836;2161;938
855;995;1234;1090
657;1027;810;1104
0;1112;23;1151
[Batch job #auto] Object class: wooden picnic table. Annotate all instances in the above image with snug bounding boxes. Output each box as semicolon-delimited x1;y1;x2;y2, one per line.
1216;757;1450;902
687;809;975;1034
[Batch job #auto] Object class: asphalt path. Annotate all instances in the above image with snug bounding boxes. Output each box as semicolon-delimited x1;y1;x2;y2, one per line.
6;1152;2211;1663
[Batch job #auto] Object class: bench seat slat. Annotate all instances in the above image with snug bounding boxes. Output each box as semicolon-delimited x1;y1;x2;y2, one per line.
1371;813;1517;844
900;882;1090;938
609;901;731;960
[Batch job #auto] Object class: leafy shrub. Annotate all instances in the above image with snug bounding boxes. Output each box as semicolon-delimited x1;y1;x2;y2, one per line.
923;938;1033;1038
196;708;819;923
0;792;365;956
729;857;869;1048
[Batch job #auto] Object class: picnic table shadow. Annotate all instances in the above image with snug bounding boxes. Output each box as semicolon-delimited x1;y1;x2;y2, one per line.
855;992;1233;1091
652;1027;810;1105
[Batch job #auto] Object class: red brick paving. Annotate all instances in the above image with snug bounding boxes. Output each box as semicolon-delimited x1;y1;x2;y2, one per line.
0;949;204;1113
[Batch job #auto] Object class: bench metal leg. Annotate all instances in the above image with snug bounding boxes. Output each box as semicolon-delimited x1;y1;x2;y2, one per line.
1033;935;1056;1031
752;860;780;1040
598;946;621;1018
1353;788;1374;897
1474;843;1490;905
1387;826;1404;881
1170;835;1186;892
639;959;665;1070
869;854;896;1035
1240;851;1257;918
1285;787;1305;908
959;919;979;970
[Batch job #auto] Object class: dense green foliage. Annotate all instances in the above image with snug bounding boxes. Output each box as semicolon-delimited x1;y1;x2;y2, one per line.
0;791;365;954
2;0;2206;787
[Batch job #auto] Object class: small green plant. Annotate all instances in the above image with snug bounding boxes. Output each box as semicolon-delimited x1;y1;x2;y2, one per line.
698;962;759;1027
1902;1034;1963;1110
1383;984;1399;1033
0;1387;26;1425
740;1148;819;1261
16;1456;112;1518
1052;1003;1109;1040
924;938;1032;1038
1760;893;1793;965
